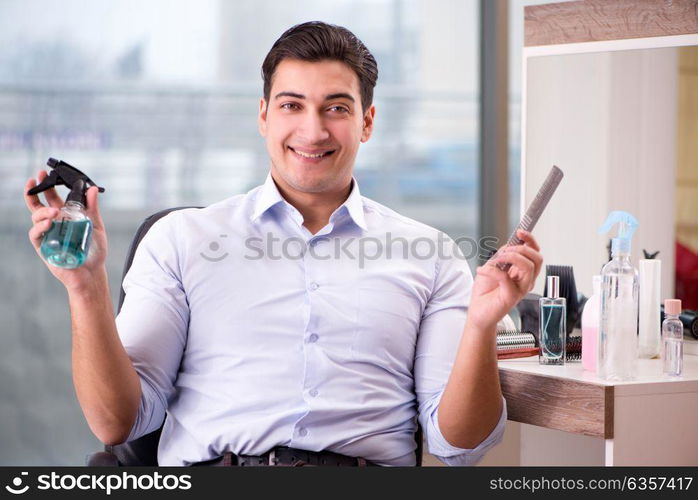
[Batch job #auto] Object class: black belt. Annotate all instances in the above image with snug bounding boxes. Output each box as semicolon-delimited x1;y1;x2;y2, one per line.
192;446;378;467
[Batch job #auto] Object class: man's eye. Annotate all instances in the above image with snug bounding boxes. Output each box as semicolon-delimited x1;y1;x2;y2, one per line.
281;102;300;110
328;106;349;114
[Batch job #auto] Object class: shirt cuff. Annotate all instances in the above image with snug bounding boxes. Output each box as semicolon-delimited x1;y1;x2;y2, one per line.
427;397;508;466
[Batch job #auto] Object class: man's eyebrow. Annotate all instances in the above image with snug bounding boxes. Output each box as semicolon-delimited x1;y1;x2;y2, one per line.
325;93;355;102
274;91;305;100
273;91;356;103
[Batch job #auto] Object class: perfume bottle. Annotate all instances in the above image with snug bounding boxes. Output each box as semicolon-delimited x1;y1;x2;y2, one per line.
662;299;683;377
539;275;566;365
27;158;105;269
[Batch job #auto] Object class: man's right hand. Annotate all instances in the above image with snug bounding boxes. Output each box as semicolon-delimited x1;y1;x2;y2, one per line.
24;169;109;294
25;169;140;445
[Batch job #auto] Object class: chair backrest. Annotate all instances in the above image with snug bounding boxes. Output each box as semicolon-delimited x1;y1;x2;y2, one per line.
107;206;423;466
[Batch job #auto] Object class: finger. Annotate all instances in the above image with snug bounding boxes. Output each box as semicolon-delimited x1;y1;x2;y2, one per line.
496;249;534;272
502;244;543;279
85;186;105;230
517;229;540;252
31;206;59;225
24;177;45;213
488;239;521;265
487;244;511;266
478;263;520;297
495;251;534;290
479;260;518;285
36;170;64;209
28;219;53;249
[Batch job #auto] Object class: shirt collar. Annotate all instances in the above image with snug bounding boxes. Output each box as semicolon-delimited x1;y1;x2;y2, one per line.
251;173;367;231
251;173;286;222
338;177;367;231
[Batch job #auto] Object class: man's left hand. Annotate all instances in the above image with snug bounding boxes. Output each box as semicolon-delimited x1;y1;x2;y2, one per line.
466;230;543;332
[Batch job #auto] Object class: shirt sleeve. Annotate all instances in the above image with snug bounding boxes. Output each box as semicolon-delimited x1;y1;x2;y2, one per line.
114;213;189;441
414;236;507;465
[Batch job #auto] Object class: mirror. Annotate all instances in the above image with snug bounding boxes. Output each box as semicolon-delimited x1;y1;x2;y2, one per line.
523;39;698;317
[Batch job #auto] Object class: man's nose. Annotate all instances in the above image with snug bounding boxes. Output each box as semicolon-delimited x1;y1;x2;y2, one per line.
297;111;330;144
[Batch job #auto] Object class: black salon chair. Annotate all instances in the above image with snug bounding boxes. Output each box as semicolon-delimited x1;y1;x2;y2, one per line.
86;206;424;466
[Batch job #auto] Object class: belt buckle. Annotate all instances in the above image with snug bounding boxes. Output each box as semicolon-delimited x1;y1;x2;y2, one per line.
268;449;277;466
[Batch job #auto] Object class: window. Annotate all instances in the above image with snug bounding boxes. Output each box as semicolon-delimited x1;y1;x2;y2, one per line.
1;0;479;464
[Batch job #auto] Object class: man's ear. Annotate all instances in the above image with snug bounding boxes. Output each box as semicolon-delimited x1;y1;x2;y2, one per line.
361;105;376;142
258;97;268;137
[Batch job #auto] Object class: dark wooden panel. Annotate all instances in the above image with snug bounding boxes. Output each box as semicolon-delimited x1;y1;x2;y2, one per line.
525;0;698;47
499;368;614;438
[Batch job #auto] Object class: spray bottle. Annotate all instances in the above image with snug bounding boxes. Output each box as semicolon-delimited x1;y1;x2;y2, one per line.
597;211;639;381
26;158;105;269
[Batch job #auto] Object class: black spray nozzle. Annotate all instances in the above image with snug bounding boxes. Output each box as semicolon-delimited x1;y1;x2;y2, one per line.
643;249;660;259
27;158;105;206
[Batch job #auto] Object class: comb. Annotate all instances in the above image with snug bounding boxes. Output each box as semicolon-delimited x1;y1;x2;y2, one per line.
496;165;564;271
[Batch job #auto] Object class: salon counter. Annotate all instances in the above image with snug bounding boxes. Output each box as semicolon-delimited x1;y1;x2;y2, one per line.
496;346;698;465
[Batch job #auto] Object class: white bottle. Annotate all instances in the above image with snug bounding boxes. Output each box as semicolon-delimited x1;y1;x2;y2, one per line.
581;275;601;372
638;259;661;358
597;211;639;381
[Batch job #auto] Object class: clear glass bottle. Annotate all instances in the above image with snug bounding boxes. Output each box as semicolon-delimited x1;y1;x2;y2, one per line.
540;275;566;365
40;200;93;269
662;299;683;377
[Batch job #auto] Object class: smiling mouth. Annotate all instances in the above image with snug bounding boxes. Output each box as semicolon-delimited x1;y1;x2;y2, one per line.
288;146;336;159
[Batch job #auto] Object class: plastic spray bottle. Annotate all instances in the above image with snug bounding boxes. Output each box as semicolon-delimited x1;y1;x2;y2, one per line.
597;211;639;381
26;158;105;269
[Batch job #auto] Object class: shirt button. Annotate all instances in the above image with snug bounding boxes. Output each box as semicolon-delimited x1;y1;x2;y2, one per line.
309;389;319;397
308;334;319;343
309;282;319;291
298;428;308;437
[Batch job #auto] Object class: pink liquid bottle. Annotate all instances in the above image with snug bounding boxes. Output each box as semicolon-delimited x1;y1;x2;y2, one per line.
582;275;602;372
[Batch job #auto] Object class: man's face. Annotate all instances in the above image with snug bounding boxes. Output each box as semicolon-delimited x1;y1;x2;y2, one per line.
258;59;375;196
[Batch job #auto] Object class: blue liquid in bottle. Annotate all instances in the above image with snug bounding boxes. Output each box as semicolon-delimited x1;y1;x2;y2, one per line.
40;202;93;269
540;303;566;364
539;275;567;366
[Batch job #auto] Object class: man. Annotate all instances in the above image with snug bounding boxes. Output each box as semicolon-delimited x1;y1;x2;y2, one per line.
24;21;542;466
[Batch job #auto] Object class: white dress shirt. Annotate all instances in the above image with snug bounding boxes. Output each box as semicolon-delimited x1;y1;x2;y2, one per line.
115;174;507;466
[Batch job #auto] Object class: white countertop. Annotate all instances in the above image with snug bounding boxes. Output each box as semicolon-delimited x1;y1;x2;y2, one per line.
499;352;698;396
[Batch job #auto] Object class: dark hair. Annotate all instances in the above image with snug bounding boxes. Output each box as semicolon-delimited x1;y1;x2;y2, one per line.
262;21;378;112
